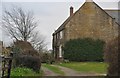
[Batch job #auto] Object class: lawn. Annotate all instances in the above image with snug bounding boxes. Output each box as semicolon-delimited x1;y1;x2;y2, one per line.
42;64;65;75
58;62;108;74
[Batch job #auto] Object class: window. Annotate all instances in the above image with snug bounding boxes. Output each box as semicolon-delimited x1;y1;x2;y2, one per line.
59;45;62;57
60;31;63;39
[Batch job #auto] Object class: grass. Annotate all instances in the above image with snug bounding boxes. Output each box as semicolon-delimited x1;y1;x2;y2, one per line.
10;67;43;77
58;62;108;74
42;64;65;75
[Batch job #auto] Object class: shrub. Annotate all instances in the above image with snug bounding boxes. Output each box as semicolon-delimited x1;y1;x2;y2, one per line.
14;55;41;72
104;37;119;76
41;52;55;64
63;38;105;62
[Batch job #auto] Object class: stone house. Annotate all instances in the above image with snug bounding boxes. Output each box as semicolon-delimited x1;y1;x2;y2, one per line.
52;0;120;60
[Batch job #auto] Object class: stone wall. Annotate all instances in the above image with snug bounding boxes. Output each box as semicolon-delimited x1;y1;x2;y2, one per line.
65;2;119;43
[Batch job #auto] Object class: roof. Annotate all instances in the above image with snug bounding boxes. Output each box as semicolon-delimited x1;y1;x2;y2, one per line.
54;18;68;34
105;10;120;25
54;16;71;34
14;40;34;50
53;2;120;35
53;3;85;35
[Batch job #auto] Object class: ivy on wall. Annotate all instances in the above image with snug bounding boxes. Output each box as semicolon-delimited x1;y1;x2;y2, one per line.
63;38;105;62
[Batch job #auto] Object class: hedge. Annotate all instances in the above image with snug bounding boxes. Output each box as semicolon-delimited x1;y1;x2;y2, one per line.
13;55;41;72
63;38;105;62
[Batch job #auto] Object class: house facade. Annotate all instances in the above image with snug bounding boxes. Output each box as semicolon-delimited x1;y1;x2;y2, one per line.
52;0;120;60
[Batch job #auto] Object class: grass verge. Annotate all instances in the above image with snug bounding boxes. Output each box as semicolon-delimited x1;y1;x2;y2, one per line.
58;62;108;74
10;67;42;77
42;64;65;75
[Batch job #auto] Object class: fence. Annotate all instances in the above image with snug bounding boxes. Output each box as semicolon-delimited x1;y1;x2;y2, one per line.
2;52;13;78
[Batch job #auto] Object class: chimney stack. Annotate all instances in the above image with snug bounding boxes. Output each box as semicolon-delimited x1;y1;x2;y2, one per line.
86;0;93;2
70;6;73;16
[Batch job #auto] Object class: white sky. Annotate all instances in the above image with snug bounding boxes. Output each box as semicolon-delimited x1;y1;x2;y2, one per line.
0;0;120;50
1;0;120;2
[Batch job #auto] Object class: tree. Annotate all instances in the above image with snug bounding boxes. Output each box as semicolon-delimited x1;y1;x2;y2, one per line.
30;32;47;52
2;6;37;41
2;6;46;51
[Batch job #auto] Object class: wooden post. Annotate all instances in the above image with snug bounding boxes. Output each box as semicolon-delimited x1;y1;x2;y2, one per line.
2;52;13;78
7;52;13;78
2;56;5;77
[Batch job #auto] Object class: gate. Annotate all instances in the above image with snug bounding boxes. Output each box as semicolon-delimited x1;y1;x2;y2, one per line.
2;52;13;78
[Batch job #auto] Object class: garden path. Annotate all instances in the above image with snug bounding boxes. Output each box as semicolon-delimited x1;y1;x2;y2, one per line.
41;67;59;76
51;65;85;76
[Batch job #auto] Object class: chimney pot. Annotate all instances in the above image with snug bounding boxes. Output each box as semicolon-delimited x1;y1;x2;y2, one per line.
70;6;73;16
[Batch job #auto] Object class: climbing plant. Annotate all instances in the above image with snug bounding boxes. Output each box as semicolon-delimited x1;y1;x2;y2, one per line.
63;38;105;62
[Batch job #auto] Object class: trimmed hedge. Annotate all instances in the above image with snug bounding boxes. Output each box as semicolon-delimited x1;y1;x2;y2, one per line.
63;38;105;62
14;55;41;72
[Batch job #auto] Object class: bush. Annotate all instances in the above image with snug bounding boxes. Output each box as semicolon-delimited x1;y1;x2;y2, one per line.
14;55;41;72
41;52;55;64
104;37;119;76
63;38;105;62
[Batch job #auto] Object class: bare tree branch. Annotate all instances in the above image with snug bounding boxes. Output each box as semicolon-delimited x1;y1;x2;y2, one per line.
2;7;37;41
2;6;47;51
30;31;47;52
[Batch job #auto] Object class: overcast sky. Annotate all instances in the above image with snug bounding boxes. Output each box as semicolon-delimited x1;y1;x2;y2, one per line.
0;0;120;50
